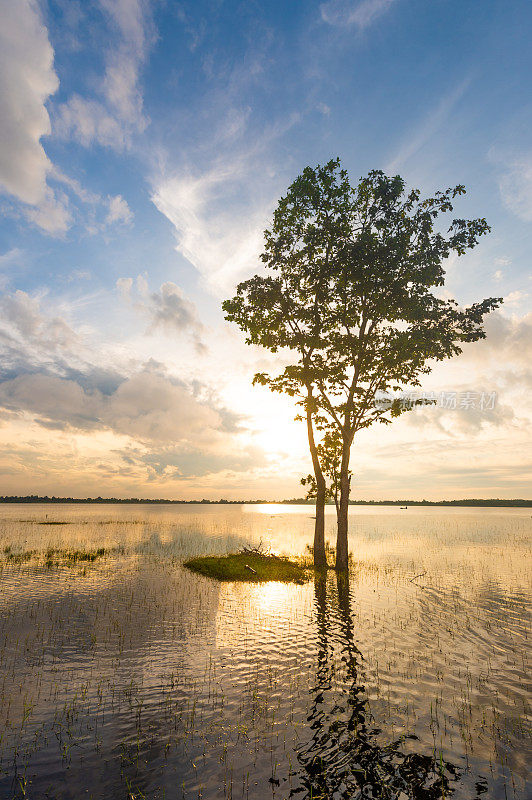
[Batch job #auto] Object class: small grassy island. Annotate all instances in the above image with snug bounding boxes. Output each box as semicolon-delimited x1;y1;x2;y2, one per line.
184;551;309;583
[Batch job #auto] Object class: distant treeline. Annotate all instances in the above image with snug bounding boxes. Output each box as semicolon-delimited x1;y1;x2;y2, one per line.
0;496;531;507
286;498;532;507
0;496;269;505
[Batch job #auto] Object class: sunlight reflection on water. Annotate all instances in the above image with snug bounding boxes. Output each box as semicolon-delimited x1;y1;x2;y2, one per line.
0;504;529;799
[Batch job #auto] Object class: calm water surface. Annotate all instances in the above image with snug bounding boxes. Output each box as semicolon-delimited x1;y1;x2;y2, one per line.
0;504;530;799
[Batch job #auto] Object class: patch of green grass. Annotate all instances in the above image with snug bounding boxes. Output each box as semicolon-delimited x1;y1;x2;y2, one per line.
5;549;35;564
2;546;115;567
44;547;111;566
184;552;309;583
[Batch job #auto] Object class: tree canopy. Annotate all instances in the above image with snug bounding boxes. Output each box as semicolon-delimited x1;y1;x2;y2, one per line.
223;159;502;570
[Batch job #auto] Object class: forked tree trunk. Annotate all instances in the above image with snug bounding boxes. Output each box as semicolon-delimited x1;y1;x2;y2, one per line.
335;444;351;572
306;398;327;570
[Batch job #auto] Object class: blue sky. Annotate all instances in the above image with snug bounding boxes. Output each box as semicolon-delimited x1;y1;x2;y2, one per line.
0;0;530;499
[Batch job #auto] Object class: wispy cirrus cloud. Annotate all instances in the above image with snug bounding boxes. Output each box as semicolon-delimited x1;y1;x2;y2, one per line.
491;150;532;222
386;78;472;172
54;96;132;151
320;0;397;29
153;111;307;296
0;249;23;291
49;167;133;232
152;157;271;294
55;0;153;151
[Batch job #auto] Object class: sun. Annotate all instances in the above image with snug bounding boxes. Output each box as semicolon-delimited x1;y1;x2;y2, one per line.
225;377;309;461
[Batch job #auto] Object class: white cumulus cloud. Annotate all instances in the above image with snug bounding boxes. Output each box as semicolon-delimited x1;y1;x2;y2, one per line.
0;289;78;359
0;288;257;479
106;195;133;225
0;0;70;233
117;277;206;351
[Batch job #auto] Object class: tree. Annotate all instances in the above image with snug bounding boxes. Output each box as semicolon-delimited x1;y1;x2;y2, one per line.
223;161;355;569
223;159;502;571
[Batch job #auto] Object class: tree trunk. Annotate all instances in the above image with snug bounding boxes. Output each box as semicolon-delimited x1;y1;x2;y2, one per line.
314;481;327;569
335;444;351;572
306;397;327;571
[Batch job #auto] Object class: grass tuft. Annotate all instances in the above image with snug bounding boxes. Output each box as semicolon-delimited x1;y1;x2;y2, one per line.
184;552;309;583
44;547;111;566
2;546;115;567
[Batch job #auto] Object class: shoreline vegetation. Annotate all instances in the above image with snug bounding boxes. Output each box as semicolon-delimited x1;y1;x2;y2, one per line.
184;552;309;583
0;495;530;506
1;545;116;568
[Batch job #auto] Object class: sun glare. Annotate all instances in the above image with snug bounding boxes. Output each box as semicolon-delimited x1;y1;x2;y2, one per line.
253;580;294;614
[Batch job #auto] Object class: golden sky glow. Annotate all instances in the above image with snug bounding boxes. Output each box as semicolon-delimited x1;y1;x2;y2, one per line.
0;0;530;500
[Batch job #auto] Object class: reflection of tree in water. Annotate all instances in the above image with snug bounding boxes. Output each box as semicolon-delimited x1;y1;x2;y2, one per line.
289;573;459;800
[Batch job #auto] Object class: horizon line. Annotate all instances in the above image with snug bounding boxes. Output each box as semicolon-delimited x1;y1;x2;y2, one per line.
0;496;531;507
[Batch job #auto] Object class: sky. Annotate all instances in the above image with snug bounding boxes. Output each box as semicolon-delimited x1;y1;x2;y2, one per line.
0;0;531;501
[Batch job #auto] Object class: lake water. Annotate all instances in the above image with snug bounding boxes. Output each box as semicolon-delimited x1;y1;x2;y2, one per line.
0;504;530;799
